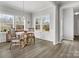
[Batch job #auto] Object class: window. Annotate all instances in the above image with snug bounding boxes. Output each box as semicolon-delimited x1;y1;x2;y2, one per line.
0;14;14;32
35;15;50;32
0;14;26;32
14;16;24;32
42;15;50;31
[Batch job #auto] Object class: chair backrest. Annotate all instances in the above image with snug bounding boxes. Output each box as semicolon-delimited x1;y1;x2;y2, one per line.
27;33;34;37
10;28;16;37
28;28;34;32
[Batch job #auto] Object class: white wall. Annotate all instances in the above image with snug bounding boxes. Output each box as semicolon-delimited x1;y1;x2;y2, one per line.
33;7;55;41
74;15;79;35
32;4;59;45
55;6;59;44
63;8;74;40
59;7;64;42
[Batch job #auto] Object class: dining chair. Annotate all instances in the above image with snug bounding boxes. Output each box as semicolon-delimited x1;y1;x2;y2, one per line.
20;32;28;48
27;33;35;45
10;35;21;49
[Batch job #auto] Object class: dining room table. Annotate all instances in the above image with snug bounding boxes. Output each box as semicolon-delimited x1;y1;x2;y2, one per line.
15;31;35;48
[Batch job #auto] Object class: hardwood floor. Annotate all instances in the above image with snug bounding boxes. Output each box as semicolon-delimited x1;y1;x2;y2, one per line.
0;38;79;58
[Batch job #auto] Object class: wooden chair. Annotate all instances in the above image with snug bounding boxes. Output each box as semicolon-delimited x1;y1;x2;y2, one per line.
28;28;34;32
6;31;11;42
10;33;21;49
19;31;28;48
27;33;35;45
7;30;21;49
20;33;27;48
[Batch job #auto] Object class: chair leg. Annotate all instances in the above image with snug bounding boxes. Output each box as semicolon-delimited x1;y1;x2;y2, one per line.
31;38;32;44
19;42;21;48
28;38;32;45
33;37;35;44
10;43;12;50
26;38;29;45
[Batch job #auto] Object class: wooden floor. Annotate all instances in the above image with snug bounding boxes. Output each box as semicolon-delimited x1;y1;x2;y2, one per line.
0;38;79;58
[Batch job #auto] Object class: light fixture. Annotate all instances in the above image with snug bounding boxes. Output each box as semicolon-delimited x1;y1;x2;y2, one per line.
74;12;79;15
22;1;26;31
23;1;25;18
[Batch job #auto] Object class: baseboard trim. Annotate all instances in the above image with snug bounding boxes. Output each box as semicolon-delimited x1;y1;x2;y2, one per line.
63;39;73;41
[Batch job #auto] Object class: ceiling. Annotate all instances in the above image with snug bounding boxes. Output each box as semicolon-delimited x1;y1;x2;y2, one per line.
55;1;79;14
0;1;78;13
54;1;69;5
0;1;53;13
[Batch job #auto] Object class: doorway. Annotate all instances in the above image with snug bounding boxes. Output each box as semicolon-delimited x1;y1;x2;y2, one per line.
74;10;79;40
60;8;74;42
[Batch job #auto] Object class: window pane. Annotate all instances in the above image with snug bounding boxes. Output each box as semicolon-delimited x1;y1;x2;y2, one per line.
35;17;40;24
35;25;40;30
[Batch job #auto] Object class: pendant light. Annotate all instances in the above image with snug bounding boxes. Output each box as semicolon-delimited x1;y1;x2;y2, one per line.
23;1;26;31
23;1;24;18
